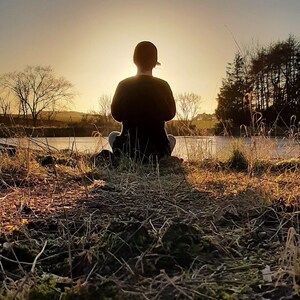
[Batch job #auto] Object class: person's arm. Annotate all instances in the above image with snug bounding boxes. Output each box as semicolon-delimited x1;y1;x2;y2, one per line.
163;82;176;121
111;82;123;122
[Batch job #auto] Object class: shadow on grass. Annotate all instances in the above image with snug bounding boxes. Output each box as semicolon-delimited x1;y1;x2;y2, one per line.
0;154;298;299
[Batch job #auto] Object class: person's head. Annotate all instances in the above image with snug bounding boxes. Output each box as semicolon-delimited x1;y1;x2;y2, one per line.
133;41;160;72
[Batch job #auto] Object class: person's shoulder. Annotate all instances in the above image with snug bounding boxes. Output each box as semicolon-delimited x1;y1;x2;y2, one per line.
152;77;172;89
153;76;170;85
118;76;136;86
135;76;168;87
118;76;170;88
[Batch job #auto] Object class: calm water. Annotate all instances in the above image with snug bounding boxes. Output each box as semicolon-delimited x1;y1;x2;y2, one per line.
1;136;299;160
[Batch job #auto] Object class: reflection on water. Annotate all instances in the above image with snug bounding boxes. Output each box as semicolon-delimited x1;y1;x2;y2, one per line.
174;136;300;160
1;136;299;160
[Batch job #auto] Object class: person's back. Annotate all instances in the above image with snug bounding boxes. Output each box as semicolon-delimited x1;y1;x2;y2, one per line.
109;41;176;162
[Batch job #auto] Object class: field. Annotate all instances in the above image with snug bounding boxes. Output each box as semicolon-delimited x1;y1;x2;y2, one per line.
39;111;88;123
192;119;218;129
0;138;300;299
38;112;218;128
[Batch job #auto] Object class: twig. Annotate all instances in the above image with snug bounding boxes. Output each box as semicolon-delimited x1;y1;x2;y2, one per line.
107;250;135;276
82;262;98;286
0;254;32;265
0;260;11;291
121;289;151;300
30;240;48;274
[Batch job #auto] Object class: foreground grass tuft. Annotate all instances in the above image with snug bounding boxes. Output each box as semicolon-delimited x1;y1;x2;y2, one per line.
226;147;248;171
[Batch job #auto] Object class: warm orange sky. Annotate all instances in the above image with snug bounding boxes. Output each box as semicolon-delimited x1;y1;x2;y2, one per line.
1;0;300;114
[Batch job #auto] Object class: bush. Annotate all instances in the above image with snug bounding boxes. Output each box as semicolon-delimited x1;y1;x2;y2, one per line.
226;147;248;171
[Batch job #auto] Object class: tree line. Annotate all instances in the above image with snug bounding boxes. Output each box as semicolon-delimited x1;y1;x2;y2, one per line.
216;35;300;133
0;66;74;126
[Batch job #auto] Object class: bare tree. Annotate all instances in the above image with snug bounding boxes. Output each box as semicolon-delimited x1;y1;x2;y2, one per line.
0;97;11;117
176;92;202;127
0;89;12;117
0;66;74;126
98;94;112;123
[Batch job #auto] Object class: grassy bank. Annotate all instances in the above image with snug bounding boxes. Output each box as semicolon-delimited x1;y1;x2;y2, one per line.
0;139;300;299
0;112;218;138
0;125;117;138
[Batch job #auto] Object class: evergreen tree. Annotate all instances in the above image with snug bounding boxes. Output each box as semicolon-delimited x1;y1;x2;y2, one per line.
216;36;300;129
216;53;250;127
249;35;300;125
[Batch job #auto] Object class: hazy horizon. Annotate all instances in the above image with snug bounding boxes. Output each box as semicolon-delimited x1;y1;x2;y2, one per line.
1;0;300;114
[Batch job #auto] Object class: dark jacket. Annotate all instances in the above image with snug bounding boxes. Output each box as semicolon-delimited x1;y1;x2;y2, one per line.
111;75;176;160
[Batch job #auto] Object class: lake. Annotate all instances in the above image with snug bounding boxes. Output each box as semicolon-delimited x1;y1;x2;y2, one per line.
1;136;299;160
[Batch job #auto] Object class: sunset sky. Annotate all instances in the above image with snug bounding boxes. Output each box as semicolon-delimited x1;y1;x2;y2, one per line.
1;0;300;114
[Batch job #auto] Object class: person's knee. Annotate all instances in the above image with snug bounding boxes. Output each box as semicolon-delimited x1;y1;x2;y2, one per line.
108;131;121;148
167;134;176;152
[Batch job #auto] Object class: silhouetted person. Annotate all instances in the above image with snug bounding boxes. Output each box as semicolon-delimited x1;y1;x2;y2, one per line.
109;41;176;162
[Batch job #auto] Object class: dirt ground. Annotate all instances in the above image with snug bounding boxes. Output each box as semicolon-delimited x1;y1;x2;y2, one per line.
1;158;300;299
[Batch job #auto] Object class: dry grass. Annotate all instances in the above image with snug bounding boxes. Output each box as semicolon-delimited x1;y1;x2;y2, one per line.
0;138;300;299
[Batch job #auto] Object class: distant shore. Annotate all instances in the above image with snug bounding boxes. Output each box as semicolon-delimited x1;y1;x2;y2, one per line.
0;125;217;138
0;125;291;138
